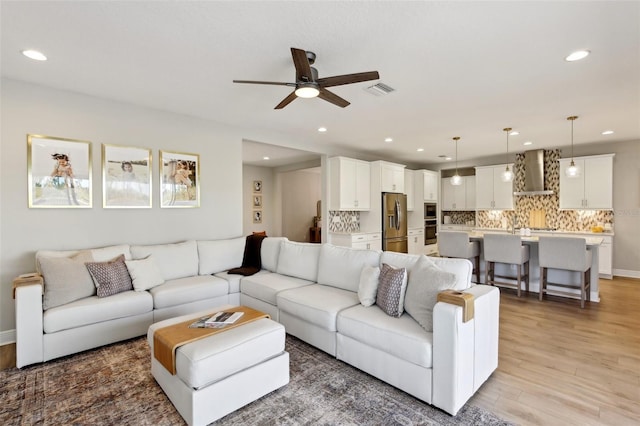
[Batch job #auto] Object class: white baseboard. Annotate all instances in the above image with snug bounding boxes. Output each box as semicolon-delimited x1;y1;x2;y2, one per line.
613;269;640;279
0;329;16;346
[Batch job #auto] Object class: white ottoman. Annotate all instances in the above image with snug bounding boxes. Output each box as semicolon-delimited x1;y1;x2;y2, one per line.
148;307;289;426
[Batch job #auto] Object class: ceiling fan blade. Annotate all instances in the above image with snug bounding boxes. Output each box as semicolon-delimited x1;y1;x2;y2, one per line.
318;88;350;108
275;91;298;109
291;48;314;82
233;80;295;87
316;71;380;88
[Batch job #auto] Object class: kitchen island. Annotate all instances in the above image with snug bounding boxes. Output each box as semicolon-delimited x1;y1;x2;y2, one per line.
467;231;603;302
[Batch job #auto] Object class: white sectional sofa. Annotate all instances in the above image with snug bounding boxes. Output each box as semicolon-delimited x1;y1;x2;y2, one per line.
15;236;500;416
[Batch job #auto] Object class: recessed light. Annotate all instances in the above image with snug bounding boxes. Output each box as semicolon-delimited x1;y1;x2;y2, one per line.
565;50;590;62
263;156;270;160
523;141;533;146
417;148;424;152
509;131;519;136
601;130;614;135
445;156;452;161
317;127;327;133
384;137;393;143
22;49;47;61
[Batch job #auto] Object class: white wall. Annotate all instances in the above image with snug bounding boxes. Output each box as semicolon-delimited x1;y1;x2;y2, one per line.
280;169;321;242
0;79;245;333
242;165;275;235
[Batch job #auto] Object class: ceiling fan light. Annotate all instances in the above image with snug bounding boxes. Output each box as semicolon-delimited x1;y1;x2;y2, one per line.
295;85;319;98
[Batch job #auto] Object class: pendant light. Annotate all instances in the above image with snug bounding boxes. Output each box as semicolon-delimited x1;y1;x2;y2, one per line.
500;127;514;182
565;116;580;178
450;137;462;186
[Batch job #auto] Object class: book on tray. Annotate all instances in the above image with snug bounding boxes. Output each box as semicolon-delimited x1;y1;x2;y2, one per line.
189;311;244;329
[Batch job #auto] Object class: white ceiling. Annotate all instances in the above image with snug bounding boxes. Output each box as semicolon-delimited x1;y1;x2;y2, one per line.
2;1;639;168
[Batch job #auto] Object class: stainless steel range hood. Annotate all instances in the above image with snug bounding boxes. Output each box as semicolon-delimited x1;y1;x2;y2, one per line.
513;150;554;196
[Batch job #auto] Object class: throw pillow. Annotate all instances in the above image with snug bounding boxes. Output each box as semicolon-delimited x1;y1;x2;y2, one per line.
39;250;96;310
376;263;408;317
124;255;165;291
86;254;133;297
404;255;458;332
357;265;380;307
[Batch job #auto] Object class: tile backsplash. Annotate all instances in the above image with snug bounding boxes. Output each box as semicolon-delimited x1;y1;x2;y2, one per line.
442;211;476;225
476;149;614;231
328;211;360;232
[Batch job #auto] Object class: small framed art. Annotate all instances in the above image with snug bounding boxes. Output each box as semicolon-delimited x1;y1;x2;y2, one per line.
102;144;152;208
253;210;262;224
27;134;92;208
253;195;262;208
160;150;200;208
253;180;262;193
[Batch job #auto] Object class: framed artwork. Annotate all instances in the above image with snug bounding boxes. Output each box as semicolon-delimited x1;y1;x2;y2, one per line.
102;144;152;208
253;195;262;208
160;150;200;208
253;180;262;193
27;134;92;208
253;210;262;224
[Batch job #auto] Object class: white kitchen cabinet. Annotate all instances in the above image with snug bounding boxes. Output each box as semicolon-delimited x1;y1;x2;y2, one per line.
408;228;424;255
423;170;438;202
404;169;414;211
559;154;614;210
378;161;405;193
330;232;382;251
441;175;474;210
329;157;371;211
475;164;514;210
597;235;613;279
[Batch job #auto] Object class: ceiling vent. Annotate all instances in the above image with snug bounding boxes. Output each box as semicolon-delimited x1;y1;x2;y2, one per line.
364;83;395;96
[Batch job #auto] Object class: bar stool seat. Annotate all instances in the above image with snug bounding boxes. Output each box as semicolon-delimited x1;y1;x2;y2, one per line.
438;231;481;283
538;236;592;308
483;234;530;297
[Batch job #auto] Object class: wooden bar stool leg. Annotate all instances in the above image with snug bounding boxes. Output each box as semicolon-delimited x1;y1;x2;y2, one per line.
525;261;530;294
580;271;586;309
586;269;591;302
516;264;522;297
485;261;491;286
474;255;480;283
539;267;546;301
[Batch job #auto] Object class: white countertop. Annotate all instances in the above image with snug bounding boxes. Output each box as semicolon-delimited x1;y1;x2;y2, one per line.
472;227;614;236
469;231;603;246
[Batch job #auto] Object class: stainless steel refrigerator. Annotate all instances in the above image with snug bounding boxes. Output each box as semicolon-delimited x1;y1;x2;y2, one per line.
382;192;408;253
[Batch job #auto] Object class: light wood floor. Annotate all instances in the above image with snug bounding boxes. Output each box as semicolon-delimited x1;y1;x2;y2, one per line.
470;276;640;425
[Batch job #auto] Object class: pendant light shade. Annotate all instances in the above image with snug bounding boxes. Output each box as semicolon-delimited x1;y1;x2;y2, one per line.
500;127;514;182
450;136;462;186
565;116;580;178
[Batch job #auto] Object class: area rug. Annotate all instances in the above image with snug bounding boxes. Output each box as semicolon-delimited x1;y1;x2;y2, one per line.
1;335;512;425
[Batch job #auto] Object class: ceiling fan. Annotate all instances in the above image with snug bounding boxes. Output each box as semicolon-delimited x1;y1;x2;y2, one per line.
233;47;380;109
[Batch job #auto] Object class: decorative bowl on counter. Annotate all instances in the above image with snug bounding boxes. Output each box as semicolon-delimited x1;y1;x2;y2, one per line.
591;226;604;233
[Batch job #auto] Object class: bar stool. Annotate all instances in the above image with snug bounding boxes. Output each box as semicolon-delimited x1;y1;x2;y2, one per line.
538;237;592;308
483;233;530;297
438;231;481;283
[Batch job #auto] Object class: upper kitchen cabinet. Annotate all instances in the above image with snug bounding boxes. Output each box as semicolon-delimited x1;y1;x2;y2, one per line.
441;175;474;210
375;161;405;193
404;169;415;211
559;154;614;210
423;170;439;202
475;164;514;210
329;156;371;211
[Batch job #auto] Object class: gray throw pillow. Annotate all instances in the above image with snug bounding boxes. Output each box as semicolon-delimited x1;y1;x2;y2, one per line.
39;251;96;310
376;263;408;317
86;254;133;297
404;255;458;332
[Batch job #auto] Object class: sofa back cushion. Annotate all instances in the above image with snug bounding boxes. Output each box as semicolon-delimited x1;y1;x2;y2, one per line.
35;244;131;274
431;257;472;290
317;244;381;292
197;237;246;275
130;240;198;281
379;251;421;271
261;237;288;272
276;240;321;282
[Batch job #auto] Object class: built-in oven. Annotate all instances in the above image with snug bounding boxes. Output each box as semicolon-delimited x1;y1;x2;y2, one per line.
424;202;438;245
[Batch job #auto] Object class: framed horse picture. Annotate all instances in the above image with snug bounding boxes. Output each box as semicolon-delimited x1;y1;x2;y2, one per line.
159;150;200;208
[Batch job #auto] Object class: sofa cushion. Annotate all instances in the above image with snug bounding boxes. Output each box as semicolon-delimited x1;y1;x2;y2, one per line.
358;265;380;307
337;304;433;368
276;284;359;331
380;251;422;271
149;275;229;309
125;256;165;291
317;244;381;292
39;251;96;310
276;241;321;282
86;255;134;298
35;244;131;274
431;257;473;290
261;237;287;272
218;269;269;294
130;240;198;281
43;290;153;333
404;255;458;332
240;272;313;305
376;263;408;317
197;237;245;275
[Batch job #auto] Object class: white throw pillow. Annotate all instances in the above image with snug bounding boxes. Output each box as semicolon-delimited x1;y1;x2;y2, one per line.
125;256;165;291
358;265;380;307
404;255;457;331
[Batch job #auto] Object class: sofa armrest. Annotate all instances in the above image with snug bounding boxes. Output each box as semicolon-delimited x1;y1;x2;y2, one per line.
15;283;45;368
432;284;500;415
